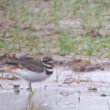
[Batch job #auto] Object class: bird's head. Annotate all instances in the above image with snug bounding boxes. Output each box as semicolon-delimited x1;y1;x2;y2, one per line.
41;56;54;75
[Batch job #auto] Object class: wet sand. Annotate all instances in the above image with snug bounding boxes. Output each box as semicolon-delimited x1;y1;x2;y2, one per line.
0;68;110;110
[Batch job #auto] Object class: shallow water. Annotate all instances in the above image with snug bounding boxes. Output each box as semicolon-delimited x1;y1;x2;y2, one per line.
0;85;110;110
0;68;110;110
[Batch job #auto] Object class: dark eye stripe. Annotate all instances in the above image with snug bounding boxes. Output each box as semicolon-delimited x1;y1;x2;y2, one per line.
45;66;53;69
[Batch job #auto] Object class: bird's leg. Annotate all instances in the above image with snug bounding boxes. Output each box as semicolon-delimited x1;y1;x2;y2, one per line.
77;74;80;84
44;84;47;90
0;84;2;88
29;82;32;92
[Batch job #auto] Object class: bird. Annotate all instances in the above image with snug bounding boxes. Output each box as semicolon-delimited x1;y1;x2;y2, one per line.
2;56;54;91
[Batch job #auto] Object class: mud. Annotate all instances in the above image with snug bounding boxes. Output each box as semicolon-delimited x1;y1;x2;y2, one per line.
0;66;110;110
0;56;110;110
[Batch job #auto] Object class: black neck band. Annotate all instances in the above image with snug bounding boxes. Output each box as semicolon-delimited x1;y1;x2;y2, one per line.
45;70;53;75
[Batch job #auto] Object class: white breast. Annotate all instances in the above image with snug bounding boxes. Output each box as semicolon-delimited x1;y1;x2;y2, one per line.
12;68;50;82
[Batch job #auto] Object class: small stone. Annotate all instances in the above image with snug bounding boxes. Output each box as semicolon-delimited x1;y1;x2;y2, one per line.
13;85;20;89
100;94;107;97
88;87;97;92
14;89;20;95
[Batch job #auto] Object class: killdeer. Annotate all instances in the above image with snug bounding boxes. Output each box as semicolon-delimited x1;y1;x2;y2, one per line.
3;56;54;91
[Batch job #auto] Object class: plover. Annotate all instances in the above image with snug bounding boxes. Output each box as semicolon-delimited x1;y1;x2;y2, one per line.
3;56;54;91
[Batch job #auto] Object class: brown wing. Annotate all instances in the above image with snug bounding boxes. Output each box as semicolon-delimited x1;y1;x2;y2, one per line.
4;57;44;73
19;59;44;73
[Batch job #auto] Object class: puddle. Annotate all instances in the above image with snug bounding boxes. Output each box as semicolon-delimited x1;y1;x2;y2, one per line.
0;89;78;110
0;87;110;110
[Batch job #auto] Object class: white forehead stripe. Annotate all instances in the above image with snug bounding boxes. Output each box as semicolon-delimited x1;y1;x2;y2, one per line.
43;62;53;68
